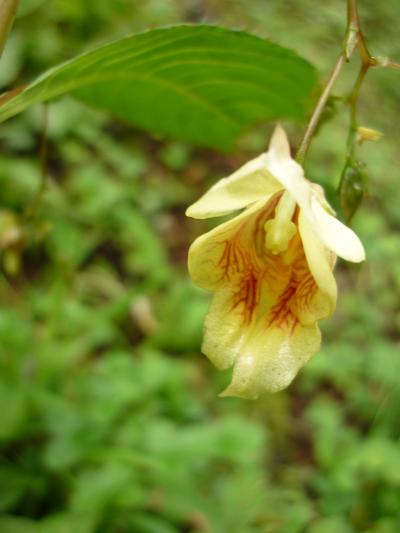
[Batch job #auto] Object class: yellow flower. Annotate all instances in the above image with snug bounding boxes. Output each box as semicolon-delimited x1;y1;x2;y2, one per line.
186;126;365;399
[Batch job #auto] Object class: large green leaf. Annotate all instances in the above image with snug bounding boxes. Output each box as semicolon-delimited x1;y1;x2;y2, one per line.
0;25;317;149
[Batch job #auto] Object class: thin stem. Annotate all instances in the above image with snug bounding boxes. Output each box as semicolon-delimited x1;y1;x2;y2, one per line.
348;63;369;129
343;70;365;163
296;54;345;164
0;0;18;58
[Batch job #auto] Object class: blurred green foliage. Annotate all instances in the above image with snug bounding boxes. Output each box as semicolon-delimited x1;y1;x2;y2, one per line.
0;1;400;532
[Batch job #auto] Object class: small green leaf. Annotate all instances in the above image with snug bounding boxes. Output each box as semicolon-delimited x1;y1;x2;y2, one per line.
0;25;317;149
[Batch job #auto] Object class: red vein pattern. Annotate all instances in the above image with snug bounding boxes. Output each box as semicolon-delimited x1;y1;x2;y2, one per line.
213;197;319;332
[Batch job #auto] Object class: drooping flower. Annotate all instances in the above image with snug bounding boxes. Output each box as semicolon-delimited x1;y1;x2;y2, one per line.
186;126;365;399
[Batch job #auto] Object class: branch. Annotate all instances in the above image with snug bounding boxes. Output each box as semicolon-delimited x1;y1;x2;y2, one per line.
296;55;345;164
347;0;375;66
296;0;379;163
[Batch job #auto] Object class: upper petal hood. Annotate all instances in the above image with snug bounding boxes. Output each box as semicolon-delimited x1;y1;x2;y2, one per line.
263;125;312;207
265;126;366;263
186;125;308;220
187;125;365;263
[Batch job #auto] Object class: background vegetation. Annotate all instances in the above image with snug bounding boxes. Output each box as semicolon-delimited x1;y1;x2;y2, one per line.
0;1;399;531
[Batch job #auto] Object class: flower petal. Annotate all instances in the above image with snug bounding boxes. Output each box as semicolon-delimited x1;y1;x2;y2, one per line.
220;320;321;399
195;195;290;371
188;197;278;291
262;128;319;224
298;209;337;315
262;126;364;264
186;154;282;219
202;287;260;371
268;123;292;159
309;198;366;262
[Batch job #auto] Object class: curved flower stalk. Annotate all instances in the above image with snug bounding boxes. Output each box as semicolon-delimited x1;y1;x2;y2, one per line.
186;126;365;399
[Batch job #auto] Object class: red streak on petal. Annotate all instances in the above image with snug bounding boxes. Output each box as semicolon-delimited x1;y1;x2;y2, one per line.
230;264;260;325
267;284;298;332
212;194;319;330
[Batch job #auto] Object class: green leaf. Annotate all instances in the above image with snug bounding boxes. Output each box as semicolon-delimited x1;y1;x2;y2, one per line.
0;25;316;150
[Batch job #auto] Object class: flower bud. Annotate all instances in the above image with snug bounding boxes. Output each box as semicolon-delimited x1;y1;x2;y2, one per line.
356;126;383;144
338;160;366;223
